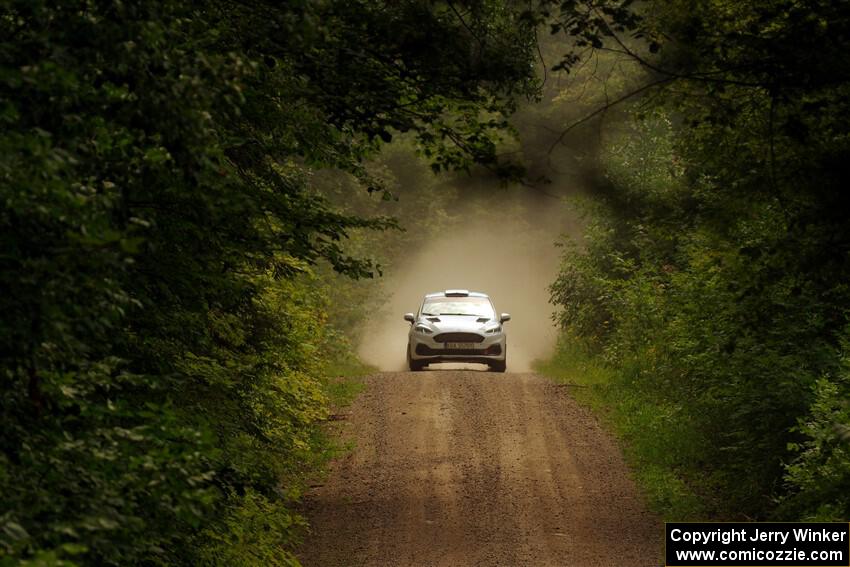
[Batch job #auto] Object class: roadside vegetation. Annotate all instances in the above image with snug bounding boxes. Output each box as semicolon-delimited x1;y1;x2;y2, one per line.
0;2;541;565
541;0;850;523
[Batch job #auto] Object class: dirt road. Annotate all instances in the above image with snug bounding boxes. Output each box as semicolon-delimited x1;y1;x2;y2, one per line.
298;370;661;567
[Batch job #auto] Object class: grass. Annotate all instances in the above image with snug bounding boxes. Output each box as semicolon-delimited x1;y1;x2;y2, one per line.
308;348;376;466
534;336;706;521
321;350;375;407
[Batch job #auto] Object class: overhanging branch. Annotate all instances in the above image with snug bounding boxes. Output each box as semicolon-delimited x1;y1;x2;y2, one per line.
547;75;675;155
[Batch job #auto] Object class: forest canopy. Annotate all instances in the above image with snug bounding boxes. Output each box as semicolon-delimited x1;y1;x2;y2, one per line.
548;0;850;522
0;1;546;564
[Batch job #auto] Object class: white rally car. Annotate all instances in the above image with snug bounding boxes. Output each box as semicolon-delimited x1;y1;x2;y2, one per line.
404;290;510;372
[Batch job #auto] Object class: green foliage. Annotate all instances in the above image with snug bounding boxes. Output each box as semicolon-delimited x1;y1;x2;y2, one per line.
782;330;850;521
549;0;850;520
196;490;304;567
0;1;545;565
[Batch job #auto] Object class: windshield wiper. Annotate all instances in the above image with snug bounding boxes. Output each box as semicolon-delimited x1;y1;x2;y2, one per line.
439;313;476;316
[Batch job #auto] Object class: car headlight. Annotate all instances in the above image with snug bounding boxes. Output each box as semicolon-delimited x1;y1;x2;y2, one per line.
485;325;502;334
414;325;433;334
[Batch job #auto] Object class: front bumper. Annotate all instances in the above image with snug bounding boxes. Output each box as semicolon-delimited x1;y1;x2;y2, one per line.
408;332;506;363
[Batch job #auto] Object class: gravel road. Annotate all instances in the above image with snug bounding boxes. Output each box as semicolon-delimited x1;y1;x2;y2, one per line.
298;370;661;567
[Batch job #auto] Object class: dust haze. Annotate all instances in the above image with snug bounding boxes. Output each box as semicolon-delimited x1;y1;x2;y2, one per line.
353;38;616;372
358;197;579;372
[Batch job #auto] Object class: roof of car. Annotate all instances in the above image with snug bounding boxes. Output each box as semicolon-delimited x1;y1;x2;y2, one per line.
424;290;489;299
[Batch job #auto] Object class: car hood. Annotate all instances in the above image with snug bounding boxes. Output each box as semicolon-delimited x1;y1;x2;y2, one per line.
418;315;493;333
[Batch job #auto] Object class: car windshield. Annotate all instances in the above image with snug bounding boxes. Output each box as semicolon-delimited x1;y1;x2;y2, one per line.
421;296;494;318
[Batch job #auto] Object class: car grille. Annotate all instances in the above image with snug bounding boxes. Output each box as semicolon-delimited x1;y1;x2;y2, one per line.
432;332;484;343
416;344;501;356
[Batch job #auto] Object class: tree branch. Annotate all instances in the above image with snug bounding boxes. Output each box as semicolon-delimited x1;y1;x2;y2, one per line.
547;75;675;154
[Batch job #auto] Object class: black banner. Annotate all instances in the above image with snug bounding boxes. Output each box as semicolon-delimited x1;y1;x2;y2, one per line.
666;522;850;566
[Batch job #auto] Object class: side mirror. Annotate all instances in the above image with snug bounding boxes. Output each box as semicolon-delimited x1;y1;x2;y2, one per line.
500;313;511;323
403;313;415;323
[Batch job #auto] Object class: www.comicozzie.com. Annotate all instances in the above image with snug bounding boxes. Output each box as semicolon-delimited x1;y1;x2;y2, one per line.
665;522;850;566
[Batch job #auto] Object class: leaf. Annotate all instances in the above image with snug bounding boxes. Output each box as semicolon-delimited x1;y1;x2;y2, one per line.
3;521;30;542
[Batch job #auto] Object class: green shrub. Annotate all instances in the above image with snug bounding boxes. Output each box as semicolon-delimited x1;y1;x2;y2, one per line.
783;331;850;521
0;1;540;564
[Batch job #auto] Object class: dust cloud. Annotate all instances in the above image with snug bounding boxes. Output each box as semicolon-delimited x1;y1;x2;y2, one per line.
358;208;577;372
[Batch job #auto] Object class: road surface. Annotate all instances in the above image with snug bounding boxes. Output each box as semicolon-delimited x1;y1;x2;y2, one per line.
298;370;661;566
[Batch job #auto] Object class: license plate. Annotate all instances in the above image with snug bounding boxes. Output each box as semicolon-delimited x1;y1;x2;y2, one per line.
445;342;476;349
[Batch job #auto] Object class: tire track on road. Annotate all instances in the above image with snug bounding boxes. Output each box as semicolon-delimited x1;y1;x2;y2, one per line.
298;371;661;567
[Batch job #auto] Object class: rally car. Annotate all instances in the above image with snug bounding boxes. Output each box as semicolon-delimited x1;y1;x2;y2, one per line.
404;289;510;372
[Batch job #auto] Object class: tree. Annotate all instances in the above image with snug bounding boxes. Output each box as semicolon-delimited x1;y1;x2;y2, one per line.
548;0;850;519
0;1;547;563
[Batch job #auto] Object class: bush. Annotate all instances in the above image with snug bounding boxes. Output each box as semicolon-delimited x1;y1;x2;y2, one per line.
0;1;541;563
783;331;850;521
